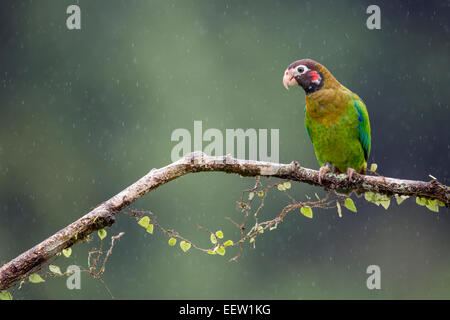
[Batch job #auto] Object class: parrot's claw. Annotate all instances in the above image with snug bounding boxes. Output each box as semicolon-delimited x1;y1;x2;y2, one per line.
318;165;331;184
346;167;357;182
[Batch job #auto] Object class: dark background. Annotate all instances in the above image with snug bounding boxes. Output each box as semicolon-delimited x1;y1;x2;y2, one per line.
0;0;449;299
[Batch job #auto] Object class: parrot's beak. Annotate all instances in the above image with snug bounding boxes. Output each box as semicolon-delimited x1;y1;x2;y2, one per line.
282;68;297;90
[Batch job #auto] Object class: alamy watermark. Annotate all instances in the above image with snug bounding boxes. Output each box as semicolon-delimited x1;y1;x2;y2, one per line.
65;4;379;31
366;5;381;30
66;265;81;290
171;121;279;163
366;265;381;290
66;5;81;30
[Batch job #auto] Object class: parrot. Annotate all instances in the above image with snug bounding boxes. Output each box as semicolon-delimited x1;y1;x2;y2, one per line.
282;58;371;183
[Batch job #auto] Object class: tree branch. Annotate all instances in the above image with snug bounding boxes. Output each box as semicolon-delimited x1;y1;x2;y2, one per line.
1;151;448;290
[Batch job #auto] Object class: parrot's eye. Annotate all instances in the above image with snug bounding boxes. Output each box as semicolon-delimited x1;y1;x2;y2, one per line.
295;65;309;75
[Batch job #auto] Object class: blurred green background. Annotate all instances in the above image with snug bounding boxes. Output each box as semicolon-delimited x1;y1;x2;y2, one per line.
1;0;449;299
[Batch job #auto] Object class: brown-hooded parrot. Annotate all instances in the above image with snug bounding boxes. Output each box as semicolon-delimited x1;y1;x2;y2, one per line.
283;59;371;183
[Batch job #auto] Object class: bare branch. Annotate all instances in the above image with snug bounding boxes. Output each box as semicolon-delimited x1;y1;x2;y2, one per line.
1;151;448;290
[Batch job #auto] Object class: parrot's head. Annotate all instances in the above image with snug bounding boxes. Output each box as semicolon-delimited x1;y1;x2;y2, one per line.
283;59;325;94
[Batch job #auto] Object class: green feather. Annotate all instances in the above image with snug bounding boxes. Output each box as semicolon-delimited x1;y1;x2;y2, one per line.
352;99;371;161
304;92;371;173
304;107;311;140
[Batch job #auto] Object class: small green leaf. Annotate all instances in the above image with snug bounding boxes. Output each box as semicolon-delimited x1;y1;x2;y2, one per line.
216;246;226;256
364;192;376;203
49;265;63;275
416;197;429;206
146;224;154;234
344;198;357;213
370;163;378;172
62;248;72;258
180;241;191;252
257;225;264;233
0;290;12;300
210;233;217;244
380;199;390;210
248;192;255;201
277;184;286;191
215;230;224;239
223;240;234;247
395;195;409;205
138;216;150;228
300;206;313;218
284;181;291;189
416;197;423;206
336;201;342;218
29;273;45;283
98;229;107;240
207;250;216;255
438;200;445;207
168;237;177;246
426;199;439;213
365;193;391;207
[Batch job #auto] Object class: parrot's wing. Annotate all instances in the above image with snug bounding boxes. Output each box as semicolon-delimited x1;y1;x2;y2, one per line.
304;107;312;142
352;99;371;161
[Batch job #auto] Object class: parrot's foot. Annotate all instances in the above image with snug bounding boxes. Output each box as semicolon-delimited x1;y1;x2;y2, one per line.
318;165;331;184
346;167;357;182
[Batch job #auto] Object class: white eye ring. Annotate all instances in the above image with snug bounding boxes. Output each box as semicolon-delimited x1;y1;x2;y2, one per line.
295;65;309;75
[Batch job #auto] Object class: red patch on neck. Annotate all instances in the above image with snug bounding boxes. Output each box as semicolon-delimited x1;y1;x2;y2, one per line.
309;70;320;82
